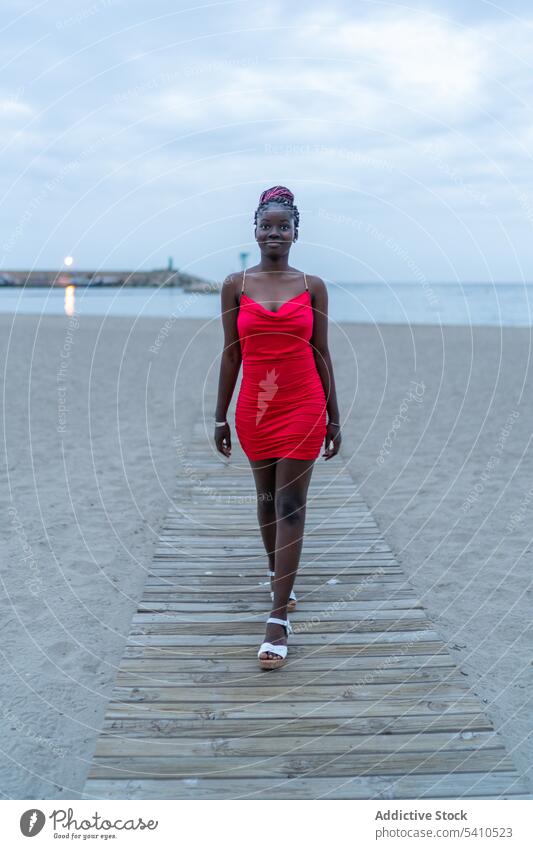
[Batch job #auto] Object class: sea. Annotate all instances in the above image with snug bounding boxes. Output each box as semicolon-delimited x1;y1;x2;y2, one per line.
1;281;532;327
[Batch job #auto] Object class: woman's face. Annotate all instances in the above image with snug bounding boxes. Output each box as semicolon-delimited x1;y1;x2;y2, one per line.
255;205;296;257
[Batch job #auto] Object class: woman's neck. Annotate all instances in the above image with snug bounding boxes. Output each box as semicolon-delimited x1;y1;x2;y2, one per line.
257;258;291;272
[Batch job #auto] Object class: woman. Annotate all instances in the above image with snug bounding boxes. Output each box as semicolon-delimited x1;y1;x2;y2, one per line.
214;185;342;669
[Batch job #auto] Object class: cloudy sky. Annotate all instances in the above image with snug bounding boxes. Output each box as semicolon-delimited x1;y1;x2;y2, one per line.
2;0;533;282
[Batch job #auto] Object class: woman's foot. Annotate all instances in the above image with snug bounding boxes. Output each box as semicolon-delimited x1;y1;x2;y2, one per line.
259;618;288;661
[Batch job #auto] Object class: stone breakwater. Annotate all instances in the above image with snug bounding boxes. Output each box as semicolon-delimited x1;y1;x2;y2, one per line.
0;268;215;290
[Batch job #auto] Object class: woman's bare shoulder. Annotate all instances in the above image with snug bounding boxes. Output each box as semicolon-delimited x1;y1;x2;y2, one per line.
306;274;327;296
220;271;246;306
222;271;245;291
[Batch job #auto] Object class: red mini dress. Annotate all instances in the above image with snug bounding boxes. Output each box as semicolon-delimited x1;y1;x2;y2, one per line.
235;270;327;460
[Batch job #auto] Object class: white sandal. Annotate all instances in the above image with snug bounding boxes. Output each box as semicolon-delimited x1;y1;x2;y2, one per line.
268;569;297;612
257;616;293;670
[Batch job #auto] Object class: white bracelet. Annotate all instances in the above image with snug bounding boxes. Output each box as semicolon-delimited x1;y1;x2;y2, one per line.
215;420;227;427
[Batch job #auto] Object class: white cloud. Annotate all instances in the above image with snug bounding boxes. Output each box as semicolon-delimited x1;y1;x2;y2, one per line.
298;13;488;121
0;97;33;117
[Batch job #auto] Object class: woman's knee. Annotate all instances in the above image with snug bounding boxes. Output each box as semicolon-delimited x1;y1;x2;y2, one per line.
275;492;305;524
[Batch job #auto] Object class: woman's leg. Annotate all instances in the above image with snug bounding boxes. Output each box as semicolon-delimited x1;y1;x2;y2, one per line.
248;458;278;570
260;457;316;660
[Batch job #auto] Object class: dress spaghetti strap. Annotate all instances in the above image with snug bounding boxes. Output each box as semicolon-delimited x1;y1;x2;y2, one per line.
304;272;308;291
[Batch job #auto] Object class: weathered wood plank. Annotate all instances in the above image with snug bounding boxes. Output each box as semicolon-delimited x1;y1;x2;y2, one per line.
146;566;400;576
83;773;531;799
128;618;430;636
142;574;403;586
110;681;474;705
118;653;457;672
100;713;494;737
104;697;485;720
94;730;501;758
141;581;412;593
121;641;449;661
124;629;443;646
115;667;463;688
87;749;517;779
132;609;427;624
134;597;424;608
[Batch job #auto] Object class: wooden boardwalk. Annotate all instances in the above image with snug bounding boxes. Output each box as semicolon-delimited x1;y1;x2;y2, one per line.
83;419;530;799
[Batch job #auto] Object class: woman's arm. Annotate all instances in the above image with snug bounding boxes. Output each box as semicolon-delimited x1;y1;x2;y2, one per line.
309;276;342;459
214;273;242;456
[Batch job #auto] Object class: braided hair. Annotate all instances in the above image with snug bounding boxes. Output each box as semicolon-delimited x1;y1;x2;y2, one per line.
254;185;299;235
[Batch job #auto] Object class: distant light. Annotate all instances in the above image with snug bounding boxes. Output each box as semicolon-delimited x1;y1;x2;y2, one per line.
64;255;74;267
64;284;76;317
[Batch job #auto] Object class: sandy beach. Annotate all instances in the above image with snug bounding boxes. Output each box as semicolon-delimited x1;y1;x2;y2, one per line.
0;310;531;799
